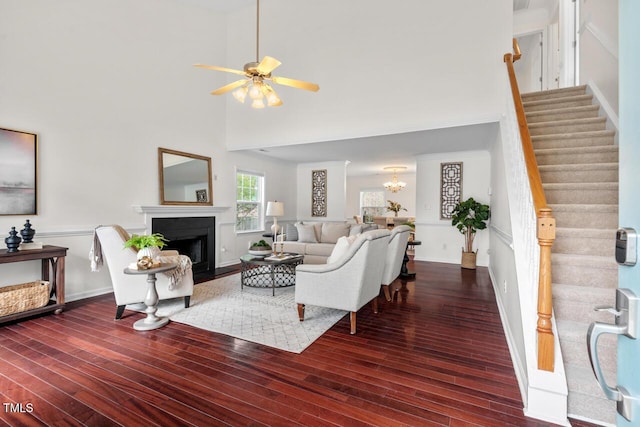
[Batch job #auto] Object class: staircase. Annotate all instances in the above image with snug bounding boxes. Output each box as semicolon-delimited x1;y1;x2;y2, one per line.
522;85;618;426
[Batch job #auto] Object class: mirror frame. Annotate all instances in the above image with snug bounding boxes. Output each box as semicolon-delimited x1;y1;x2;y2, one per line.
158;147;213;206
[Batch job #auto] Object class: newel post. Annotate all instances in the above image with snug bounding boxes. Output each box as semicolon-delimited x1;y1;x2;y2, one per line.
537;207;556;371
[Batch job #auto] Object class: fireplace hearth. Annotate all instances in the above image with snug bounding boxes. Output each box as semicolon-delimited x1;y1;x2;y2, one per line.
152;217;215;283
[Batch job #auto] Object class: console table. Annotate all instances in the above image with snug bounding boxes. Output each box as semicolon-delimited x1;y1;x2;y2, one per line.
0;245;68;324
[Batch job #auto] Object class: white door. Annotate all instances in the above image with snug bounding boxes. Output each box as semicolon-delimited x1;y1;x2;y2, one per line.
616;1;640;425
587;1;640;424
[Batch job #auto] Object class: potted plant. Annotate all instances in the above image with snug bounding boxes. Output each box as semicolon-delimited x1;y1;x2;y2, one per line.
249;239;272;256
386;200;407;217
450;197;490;269
124;233;169;260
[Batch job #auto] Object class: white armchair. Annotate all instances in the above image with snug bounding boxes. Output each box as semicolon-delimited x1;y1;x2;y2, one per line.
94;225;194;319
295;229;391;334
381;225;412;301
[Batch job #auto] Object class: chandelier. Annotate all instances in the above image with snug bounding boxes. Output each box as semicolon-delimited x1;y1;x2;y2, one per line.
383;166;407;193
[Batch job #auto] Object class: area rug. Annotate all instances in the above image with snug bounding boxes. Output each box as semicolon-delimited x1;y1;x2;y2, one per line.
130;274;347;354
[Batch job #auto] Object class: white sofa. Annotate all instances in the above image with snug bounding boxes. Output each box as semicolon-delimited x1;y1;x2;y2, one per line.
279;221;378;264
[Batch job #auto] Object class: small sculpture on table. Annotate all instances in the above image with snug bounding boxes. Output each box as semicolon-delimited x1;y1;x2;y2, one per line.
20;220;36;243
4;227;22;253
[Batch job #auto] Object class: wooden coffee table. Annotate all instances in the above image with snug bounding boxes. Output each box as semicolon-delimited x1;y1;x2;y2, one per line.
239;253;304;296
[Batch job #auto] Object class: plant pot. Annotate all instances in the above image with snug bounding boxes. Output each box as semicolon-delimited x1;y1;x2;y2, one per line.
249;248;272;256
461;251;477;270
137;246;161;261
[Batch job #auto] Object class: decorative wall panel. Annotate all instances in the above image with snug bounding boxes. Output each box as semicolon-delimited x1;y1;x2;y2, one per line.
440;162;463;219
311;169;327;217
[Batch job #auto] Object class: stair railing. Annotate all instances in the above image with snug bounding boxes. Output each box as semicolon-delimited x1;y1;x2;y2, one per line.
504;38;556;372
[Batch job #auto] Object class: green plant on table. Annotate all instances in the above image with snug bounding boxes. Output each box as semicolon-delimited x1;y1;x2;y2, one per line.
250;239;271;249
123;233;168;250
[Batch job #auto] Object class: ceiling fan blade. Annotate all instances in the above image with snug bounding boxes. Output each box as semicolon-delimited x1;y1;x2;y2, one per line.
271;75;320;92
210;79;248;95
194;63;247;76
256;56;281;75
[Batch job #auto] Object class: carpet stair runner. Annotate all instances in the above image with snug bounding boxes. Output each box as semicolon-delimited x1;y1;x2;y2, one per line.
522;85;618;426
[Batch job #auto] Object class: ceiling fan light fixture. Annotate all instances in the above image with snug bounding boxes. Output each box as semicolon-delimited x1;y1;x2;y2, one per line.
266;92;281;106
262;84;282;106
249;83;263;100
232;85;248;103
251;98;266;109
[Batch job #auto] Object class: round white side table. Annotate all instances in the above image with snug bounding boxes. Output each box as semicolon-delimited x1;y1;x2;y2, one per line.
123;263;176;331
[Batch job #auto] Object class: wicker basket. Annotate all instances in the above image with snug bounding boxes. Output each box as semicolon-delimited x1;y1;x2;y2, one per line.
461;251;477;270
0;281;50;317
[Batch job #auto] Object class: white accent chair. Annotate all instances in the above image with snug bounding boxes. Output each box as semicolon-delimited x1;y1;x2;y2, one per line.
95;225;194;320
381;225;412;301
295;229;391;334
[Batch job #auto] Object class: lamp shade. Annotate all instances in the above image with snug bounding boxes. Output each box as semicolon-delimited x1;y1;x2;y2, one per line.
266;201;284;217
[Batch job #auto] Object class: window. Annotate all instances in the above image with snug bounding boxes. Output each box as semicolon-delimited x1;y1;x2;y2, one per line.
236;170;264;232
360;190;385;222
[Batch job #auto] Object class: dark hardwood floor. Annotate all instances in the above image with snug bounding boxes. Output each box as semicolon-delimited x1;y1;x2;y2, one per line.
1;260;598;426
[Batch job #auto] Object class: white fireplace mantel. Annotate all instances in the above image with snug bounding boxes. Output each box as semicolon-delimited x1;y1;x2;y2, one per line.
133;205;230;215
132;205;231;227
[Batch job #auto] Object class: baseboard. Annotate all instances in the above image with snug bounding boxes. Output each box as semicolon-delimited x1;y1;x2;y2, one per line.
585;80;619;144
488;266;529;407
66;287;113;303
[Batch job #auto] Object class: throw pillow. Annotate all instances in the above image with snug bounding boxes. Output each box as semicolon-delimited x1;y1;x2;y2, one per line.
349;224;363;236
320;222;350;244
326;235;357;264
285;223;298;241
296;223;318;243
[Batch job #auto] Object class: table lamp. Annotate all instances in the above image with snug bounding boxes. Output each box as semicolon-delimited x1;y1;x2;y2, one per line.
266;201;284;235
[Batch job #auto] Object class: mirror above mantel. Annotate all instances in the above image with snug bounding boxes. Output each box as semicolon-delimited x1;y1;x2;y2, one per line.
158;147;213;206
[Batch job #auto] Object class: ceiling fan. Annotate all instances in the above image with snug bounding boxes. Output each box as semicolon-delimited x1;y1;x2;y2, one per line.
194;0;319;108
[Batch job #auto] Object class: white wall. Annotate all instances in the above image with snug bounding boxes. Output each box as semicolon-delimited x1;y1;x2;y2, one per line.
346;173;416;219
223;0;512;150
579;0;619;115
489;118;527;399
414;149;494;266
0;0;295;300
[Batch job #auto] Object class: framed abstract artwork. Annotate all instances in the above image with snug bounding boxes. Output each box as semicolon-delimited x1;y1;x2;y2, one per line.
311;169;327;217
0;128;38;215
440;162;462;220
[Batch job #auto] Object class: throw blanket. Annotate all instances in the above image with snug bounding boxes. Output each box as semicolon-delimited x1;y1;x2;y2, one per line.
90;228;104;272
156;254;192;290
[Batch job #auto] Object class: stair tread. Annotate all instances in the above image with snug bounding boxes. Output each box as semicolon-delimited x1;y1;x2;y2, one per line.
551;253;618;268
522;93;593;107
539;163;618;171
550;204;618;212
535;145;618;155
555;227;617;237
521;85;587;98
531;129;616;140
528;116;607;128
553;284;616;304
564;364;617;395
525;105;599;118
543;182;618;189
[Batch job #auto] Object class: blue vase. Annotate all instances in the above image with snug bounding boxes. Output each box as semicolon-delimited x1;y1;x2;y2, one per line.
20;219;35;243
5;227;22;253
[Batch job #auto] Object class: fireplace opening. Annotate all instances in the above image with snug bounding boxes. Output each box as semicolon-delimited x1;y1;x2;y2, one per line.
152;217;215;283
